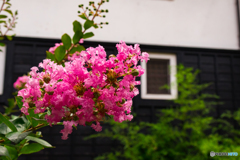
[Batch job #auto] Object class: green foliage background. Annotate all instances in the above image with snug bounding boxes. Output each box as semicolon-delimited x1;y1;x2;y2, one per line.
88;64;240;160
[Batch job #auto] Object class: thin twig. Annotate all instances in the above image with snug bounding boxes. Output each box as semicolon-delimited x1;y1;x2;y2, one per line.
0;0;6;13
3;14;15;36
23;123;46;132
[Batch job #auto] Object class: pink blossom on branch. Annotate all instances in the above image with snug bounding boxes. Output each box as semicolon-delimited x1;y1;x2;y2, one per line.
13;75;29;90
18;41;149;140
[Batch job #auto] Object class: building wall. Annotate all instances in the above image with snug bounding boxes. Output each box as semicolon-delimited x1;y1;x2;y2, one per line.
1;37;237;160
11;0;239;50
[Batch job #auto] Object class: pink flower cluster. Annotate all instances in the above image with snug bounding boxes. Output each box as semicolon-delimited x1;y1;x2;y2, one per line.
13;75;29;90
18;41;149;140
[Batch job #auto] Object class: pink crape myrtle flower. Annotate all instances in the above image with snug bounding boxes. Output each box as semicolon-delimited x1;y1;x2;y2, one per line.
79;38;84;44
48;43;63;54
18;41;149;140
13;75;29;90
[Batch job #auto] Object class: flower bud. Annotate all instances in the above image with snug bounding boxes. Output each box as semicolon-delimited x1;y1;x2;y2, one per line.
131;69;139;76
73;116;79;121
43;74;51;84
93;110;98;115
109;54;116;58
65;111;71;117
93;92;101;98
85;121;92;126
107;69;117;83
121;98;126;104
28;102;35;108
39;79;44;86
74;83;86;96
130;84;134;91
72;108;78;114
47;91;54;95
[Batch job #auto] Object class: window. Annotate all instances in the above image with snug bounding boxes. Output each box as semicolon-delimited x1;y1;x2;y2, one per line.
141;52;177;100
0;45;6;95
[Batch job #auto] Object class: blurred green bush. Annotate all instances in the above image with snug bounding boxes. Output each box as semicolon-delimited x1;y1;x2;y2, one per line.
87;64;240;160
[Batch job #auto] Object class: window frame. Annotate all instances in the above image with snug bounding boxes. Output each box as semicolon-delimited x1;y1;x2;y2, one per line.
141;52;177;100
0;45;6;95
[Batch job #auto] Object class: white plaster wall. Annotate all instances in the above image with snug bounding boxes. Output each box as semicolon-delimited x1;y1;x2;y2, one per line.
11;0;239;49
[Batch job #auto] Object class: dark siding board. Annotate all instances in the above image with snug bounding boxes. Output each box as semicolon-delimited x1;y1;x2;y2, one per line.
201;73;216;81
218;65;231;73
184;62;199;70
1;37;240;160
14;64;32;73
183;54;198;63
73;157;93;160
73;146;93;155
14;45;34;55
36;44;54;54
200;64;215;73
201;55;215;64
233;57;240;65
218;56;231;64
14;55;32;64
218;73;232;82
217;82;232;91
73;136;93;145
233;66;240;74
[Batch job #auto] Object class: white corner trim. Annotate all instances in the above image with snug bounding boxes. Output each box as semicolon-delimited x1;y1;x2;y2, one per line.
0;45;6;95
141;52;177;100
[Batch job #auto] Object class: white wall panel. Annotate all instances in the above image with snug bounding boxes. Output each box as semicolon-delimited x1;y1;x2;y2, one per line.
11;0;239;49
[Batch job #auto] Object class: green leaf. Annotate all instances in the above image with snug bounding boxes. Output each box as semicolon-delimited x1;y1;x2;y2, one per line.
4;10;13;16
0;20;6;24
69;45;85;54
84;20;94;30
0;116;30;134
0;36;4;40
27;109;41;128
5;2;11;6
78;14;87;20
83;32;94;39
31;117;48;125
0;113;17;132
0;42;5;46
73;31;83;44
0;146;10;159
20;143;44;154
5;145;17;160
61;33;72;50
39;113;47;119
6;36;12;41
6;131;31;144
46;51;55;62
0;15;7;19
15;11;18;16
15;96;23;109
10;115;18;120
8;99;15;108
93;24;98;29
54;45;66;62
0;123;11;135
73;20;82;32
26;136;53;148
11;117;30;132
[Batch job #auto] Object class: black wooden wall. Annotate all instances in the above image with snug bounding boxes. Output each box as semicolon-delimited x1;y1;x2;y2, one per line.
0;37;239;160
